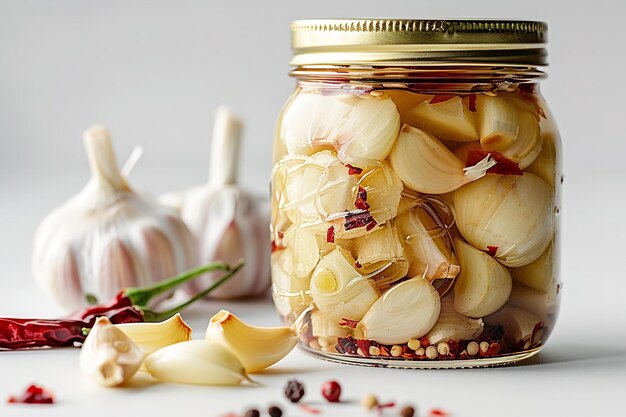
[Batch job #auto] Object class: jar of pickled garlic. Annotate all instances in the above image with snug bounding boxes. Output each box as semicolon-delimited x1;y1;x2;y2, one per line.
271;19;561;368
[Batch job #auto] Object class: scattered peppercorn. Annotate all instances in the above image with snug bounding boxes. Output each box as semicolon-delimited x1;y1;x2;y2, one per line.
244;409;260;417
268;406;283;417
321;380;342;403
401;405;416;417
361;393;378;411
284;379;305;403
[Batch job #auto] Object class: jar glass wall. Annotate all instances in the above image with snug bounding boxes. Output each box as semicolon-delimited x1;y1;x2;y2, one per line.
270;20;561;368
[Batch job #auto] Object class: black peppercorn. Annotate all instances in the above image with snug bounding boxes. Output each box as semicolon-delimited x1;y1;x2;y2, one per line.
244;409;260;417
400;405;415;417
284;379;305;403
268;406;283;417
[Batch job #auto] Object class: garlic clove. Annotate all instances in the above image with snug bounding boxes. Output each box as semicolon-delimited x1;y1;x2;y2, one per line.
485;306;543;350
356;162;403;225
281;227;320;279
507;281;559;320
385;89;431;119
405;96;479;142
423;297;484;345
453;173;554;267
452;238;512;318
354;277;441;345
206;310;299;373
310;247;379;324
509;244;556;292
271;248;312;320
32;126;196;310
280;92;401;168
115;313;192;356
389;124;496;194
79;317;144;387
311;310;351;339
527;131;559;187
144;340;251;386
476;94;521;151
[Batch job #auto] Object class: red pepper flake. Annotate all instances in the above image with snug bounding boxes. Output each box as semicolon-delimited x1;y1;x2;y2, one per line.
277;231;284;239
271;240;285;253
355;261;362;269
482;342;501;357
299;404;321;415
379;345;390;356
336;337;358;355
466;148;523;176
356;339;372;356
346;164;363;175
8;384;55;404
420;337;430;348
338;318;359;329
365;220;377;231
486;246;499;257
429;94;456;104
468;93;477;112
355;186;370;210
326;226;335;243
344;211;376;231
429;408;449;417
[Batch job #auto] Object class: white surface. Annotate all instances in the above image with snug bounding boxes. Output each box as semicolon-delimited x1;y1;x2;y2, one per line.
1;1;626;416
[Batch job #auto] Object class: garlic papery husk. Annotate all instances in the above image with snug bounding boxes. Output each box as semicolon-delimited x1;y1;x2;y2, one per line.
396;203;460;284
354;277;440;345
272;151;357;233
452;238;512;318
389;124;496;194
115;313;192;356
485;306;544;350
453;173;554;267
79;317;144;387
280;91;401;168
144;340;251;386
32;126;196;310
310;247;379;324
423;297;484;345
354;225;409;290
405;96;479;142
181;107;270;299
206;310;301;373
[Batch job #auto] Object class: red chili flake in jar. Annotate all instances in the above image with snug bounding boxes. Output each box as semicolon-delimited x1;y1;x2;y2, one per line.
365;219;377;231
429;94;456;104
277;231;284;239
355;261;362;269
344;211;375;231
420;337;430;348
466;148;523;176
486;246;499;257
468;93;477;112
7;384;55;404
346;164;363;175
355;186;370;210
271;240;285;253
326;226;335;243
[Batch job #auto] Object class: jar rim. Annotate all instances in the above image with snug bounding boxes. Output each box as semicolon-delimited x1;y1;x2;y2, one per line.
291;19;548;67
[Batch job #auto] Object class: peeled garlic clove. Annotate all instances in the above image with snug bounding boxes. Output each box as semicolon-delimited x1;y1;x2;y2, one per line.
356;162;403;224
274;151;357;228
476;94;521;151
280;92;401;168
510;244;556;292
389;124;496;194
311;310;350;339
423;297;484;345
508;281;558;320
453;238;512;318
32;126;196;310
486;306;543;350
396;205;459;282
310;247;379;323
315;233;353;256
386;90;431;119
354;277;440;345
354;225;409;290
115;313;192;356
271;249;312;320
454;173;554;267
144;340;250;386
79;317;144;387
527;131;559;187
406;96;479;142
206;310;299;373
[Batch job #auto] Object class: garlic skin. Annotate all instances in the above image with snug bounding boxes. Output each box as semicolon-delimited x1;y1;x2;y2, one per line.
354;277;441;345
32;126;196;310
423;298;484;345
79;317;144;387
144;340;250;386
206;310;299;373
454;173;554;267
115;313;192;356
181;107;270;299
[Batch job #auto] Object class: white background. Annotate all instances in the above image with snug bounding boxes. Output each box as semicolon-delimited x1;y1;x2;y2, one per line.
1;1;625;416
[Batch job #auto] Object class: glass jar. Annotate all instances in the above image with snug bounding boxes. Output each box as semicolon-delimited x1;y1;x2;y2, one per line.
271;19;561;368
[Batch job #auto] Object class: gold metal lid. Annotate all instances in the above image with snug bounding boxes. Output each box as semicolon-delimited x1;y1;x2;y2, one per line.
291;19;548;67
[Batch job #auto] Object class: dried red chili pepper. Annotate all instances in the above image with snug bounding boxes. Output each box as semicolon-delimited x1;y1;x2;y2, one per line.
468;93;477;112
0;262;242;350
326;226;335;243
8;384;54;404
346;164;364;175
344;211;376;231
429;94;456;104
486;246;499;257
355;186;370;210
466;148;523;176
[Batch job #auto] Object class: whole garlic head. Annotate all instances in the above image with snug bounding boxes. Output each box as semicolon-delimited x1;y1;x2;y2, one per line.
32;126;196;310
80;316;144;387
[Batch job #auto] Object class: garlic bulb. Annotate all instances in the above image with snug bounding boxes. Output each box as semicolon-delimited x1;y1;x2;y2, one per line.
79;317;144;387
453;173;554;267
181;107;270;299
32;126;196;310
354;277;441;345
